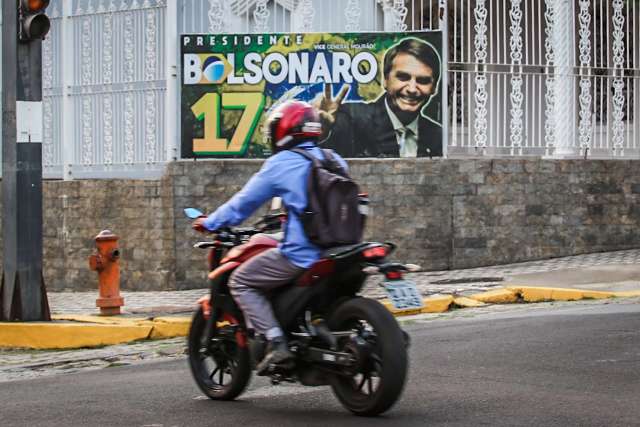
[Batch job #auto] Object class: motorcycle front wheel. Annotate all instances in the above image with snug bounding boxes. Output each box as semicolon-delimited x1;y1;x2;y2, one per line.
328;297;408;416
188;307;251;400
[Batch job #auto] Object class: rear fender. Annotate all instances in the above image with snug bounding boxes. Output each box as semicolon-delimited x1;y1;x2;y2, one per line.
295;259;335;287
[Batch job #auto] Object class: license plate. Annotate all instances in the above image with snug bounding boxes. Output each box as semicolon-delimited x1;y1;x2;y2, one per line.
384;280;424;311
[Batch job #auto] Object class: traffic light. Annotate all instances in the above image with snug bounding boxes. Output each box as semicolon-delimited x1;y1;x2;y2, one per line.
18;0;51;42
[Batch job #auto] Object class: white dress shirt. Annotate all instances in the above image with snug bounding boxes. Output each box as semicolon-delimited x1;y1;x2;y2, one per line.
385;98;419;158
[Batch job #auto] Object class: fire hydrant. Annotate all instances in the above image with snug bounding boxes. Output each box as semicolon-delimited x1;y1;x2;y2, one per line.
89;230;124;315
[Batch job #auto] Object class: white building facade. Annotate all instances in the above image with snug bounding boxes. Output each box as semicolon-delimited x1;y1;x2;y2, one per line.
0;0;638;179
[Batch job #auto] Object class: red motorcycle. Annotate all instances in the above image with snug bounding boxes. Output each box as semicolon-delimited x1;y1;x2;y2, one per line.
185;207;419;416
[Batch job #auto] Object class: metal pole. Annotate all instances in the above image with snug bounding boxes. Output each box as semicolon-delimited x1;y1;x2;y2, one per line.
2;0;20;320
551;0;575;157
440;0;449;158
1;0;50;321
61;0;73;180
165;0;179;162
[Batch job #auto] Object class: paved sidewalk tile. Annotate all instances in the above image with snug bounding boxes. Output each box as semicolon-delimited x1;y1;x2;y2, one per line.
46;249;640;315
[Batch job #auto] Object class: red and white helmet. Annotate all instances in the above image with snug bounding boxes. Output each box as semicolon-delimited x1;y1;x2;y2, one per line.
264;100;322;153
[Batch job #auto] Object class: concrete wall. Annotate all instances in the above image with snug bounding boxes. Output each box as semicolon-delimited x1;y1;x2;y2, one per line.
2;158;640;291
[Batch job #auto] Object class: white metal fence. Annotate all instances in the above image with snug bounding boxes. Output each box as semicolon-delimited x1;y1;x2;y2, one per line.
447;0;639;157
1;1;638;179
39;0;168;179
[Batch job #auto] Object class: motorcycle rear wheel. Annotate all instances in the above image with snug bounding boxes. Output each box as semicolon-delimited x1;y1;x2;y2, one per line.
188;307;251;400
328;297;408;416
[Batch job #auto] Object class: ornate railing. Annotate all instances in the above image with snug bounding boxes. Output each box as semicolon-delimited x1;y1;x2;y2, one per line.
37;0;167;179
447;0;638;157
1;0;637;179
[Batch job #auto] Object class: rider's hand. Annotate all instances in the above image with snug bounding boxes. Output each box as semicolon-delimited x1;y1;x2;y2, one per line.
192;217;209;233
313;83;349;131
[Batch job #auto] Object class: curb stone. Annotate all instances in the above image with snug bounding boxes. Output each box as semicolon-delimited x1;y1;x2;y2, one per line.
1;286;639;350
468;288;519;304
453;296;487;308
0;323;153;350
506;286;614;302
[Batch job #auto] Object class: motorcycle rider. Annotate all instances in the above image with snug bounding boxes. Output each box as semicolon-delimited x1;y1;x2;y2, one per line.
192;100;348;375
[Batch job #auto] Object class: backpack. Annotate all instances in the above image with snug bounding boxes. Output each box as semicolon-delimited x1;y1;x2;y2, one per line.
291;148;365;248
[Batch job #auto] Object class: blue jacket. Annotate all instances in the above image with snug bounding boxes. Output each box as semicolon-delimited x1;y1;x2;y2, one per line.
202;141;348;268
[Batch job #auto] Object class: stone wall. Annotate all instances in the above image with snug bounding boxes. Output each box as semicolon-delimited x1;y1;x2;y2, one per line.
171;158;640;288
1;158;639;291
169;160;264;290
2;178;176;291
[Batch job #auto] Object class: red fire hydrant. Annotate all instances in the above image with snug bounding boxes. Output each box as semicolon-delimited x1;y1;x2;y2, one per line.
89;230;124;316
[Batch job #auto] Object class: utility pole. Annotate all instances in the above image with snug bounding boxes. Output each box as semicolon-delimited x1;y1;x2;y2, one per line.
1;0;52;321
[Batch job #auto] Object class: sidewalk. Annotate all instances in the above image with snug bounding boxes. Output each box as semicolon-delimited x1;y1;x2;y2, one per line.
47;248;640;313
3;249;640;350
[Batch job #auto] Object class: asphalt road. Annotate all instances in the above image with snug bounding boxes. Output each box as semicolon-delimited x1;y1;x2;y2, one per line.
1;300;639;427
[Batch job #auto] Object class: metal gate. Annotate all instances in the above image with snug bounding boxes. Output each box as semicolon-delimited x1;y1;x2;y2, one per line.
1;1;638;179
39;0;168;179
447;0;638;157
36;0;434;179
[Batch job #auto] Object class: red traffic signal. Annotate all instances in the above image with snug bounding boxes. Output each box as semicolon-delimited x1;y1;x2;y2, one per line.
19;0;51;42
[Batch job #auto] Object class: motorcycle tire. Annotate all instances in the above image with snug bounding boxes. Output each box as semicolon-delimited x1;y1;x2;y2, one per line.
328;297;408;416
188;307;252;400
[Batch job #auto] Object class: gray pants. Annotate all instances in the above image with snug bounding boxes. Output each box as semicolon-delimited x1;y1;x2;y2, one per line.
228;248;305;340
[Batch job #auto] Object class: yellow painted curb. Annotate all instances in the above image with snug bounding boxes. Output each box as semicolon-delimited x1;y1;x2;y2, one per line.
422;295;454;313
5;284;636;349
52;314;150;325
507;286;567;302
507;286;615;302
453;296;487;308
381;300;422;316
382;295;454;316
469;288;519;304
613;290;640;297
0;322;152;350
150;317;191;339
580;290;616;299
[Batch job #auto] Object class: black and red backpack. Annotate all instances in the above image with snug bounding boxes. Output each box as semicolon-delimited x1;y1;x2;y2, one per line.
292;148;365;248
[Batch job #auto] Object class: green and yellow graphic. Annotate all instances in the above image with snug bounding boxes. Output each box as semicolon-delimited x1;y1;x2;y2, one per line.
180;32;442;158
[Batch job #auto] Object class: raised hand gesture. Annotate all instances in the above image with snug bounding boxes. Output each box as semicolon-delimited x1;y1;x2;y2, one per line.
314;83;349;128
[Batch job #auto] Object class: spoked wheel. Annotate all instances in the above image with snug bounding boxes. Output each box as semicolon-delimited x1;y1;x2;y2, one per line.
328;297;408;416
188;307;251;400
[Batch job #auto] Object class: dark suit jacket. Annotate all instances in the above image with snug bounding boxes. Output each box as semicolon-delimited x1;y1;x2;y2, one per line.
322;96;443;158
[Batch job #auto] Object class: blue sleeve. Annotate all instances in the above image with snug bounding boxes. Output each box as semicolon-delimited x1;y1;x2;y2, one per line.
202;158;279;231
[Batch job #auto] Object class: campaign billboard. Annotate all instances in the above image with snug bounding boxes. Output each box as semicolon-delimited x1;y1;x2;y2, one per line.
181;31;443;159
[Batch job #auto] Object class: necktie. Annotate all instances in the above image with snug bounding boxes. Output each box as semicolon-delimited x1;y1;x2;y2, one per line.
398;127;417;157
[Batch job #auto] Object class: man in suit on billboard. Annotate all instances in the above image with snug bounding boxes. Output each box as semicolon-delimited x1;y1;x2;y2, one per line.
317;37;443;158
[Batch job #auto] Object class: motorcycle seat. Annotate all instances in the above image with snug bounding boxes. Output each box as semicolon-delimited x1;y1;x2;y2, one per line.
255;232;284;242
322;242;372;259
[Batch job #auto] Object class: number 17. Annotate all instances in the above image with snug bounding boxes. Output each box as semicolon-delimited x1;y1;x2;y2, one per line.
191;92;265;155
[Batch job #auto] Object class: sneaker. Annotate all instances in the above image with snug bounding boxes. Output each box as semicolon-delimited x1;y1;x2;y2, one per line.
256;337;294;376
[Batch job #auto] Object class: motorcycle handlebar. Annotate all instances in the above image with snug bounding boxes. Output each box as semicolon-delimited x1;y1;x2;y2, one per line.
253;213;286;231
190;208;284;245
208;216;283;242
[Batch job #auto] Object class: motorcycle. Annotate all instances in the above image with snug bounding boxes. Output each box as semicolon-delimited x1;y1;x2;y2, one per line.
184;203;422;416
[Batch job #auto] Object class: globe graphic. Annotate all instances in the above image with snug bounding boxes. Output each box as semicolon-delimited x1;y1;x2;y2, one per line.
202;56;225;82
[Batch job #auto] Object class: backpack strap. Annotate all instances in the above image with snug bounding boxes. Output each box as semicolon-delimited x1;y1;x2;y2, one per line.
290;148;322;209
290;147;319;165
291;147;348;176
321;149;349;177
